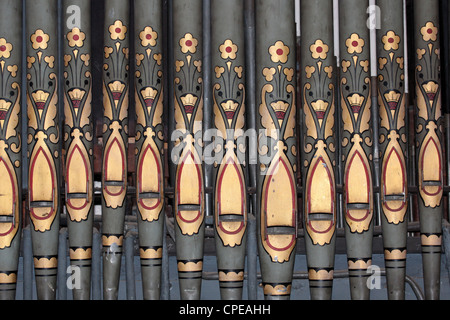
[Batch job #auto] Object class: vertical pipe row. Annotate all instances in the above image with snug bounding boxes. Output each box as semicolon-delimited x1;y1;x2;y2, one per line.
338;0;374;300
134;0;165;300
172;0;204;300
101;0;130;300
376;0;408;300
300;0;337;301
255;0;297;300
26;0;60;300
211;0;248;300
62;0;93;300
413;0;443;300
0;0;22;300
244;0;258;301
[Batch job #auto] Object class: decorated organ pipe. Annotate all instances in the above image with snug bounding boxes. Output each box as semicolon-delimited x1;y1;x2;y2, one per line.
211;0;248;301
0;0;448;302
101;0;130;300
339;0;374;300
300;0;337;301
413;0;443;300
0;0;22;300
376;0;408;300
172;0;205;300
255;0;298;300
63;0;93;301
26;0;60;300
134;0;165;300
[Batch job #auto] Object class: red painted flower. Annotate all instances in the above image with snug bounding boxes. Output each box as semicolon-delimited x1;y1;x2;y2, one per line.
269;41;290;64
310;39;329;60
0;38;12;59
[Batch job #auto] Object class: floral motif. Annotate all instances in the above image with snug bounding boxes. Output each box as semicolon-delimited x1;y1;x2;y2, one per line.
179;33;198;54
0;38;12;59
153;53;162;66
27;56;36;69
305;66;315;79
421;22;438;42
284;68;294;82
310;39;329;60
67;28;86;47
263;67;276;81
104;47;114;59
417;48;426;60
139;26;157;47
80;54;90;67
345;33;364;54
7;65;17;77
109;20;127;41
176;60;185;72
30;29;50;50
269;41;290;64
44;56;55;68
219;39;238;60
382;31;401;51
234;66;243;78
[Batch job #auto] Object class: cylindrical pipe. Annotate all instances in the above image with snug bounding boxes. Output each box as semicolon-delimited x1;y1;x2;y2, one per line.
62;0;93;300
255;0;297;300
376;0;408;300
211;0;248;300
244;0;258;301
172;0;205;300
0;0;22;300
413;0;443;300
101;0;130;300
26;0;60;300
160;217;170;300
125;232;136;300
91;227;101;300
134;0;166;300
339;0;374;300
23;226;33;300
203;0;213;224
300;0;337;301
57;228;67;300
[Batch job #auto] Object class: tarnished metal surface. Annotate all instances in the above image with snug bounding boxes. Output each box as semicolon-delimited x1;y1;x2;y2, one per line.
376;0;408;300
63;0;93;300
172;0;205;300
339;0;374;300
0;0;22;300
300;0;337;301
413;0;443;300
0;0;448;302
101;0;130;300
211;0;248;300
26;0;60;300
134;0;165;300
255;0;298;300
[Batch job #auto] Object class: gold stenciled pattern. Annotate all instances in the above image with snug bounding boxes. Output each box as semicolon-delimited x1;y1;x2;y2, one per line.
102;19;129;210
415;21;443;208
27;28;59;233
0;36;21;248
303;38;336;246
63;24;93;223
340;32;373;234
378;29;408;225
259;40;297;263
174;31;204;236
213;38;247;248
135;24;164;222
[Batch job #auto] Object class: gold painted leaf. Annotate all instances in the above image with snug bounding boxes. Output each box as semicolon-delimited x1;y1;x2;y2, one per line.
152;84;164;128
5;84;20;141
259;84;277;140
